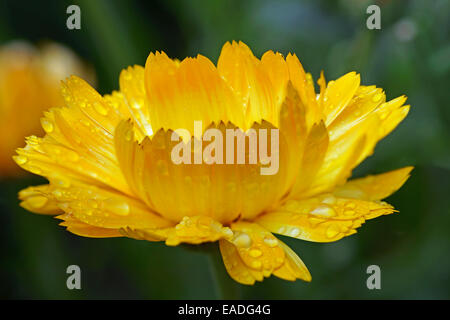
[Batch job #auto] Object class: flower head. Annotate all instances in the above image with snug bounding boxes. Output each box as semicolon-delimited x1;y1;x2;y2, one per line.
0;41;95;176
15;41;411;284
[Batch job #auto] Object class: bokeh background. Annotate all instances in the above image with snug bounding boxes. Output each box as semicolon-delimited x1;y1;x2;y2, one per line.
1;0;449;299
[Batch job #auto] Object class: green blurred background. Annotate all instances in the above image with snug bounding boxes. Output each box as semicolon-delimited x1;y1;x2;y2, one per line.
1;0;449;299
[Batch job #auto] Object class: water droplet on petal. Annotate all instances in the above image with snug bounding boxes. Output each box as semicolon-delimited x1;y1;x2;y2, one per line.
87;199;98;208
41;118;54;133
14;155;28;165
28;166;42;175
311;205;336;218
344;209;355;216
156;160;169;176
52;190;62;198
222;227;233;238
372;93;383;102
104;198;130;216
93;102;108;116
249;249;262;258
251;260;262;269
125;129;133;141
326;224;340;238
263;237;278;247
289;227;300;237
54;177;71;188
233;232;252;248
321;194;336;205
345;202;356;209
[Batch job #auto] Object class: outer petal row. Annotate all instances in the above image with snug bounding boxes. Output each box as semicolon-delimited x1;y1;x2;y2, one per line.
257;167;412;242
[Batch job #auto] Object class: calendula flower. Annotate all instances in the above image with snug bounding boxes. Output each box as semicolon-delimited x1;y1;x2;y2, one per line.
0;41;95;176
15;41;411;285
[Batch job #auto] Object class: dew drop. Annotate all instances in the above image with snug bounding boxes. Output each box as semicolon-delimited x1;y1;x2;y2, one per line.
251;260;262;269
28;166;42;175
344;209;355;216
372;93;383;102
41;118;54;133
200;175;211;187
263;237;278;248
249;249;262;258
345;202;356;209
52;190;63;198
125;129;133;141
233;232;252;248
289;227;300;237
87;199;98;208
93;102;108;116
14;155;28;165
196;216;211;228
380;112;388;120
310;205;336;218
104;198;130;216
156;160;169;176
326;224;340;239
321;194;336;205
54;177;71;188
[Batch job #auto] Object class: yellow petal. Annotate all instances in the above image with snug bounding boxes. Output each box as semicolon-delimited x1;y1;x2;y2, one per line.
302;133;366;198
288;120;329;198
219;222;286;285
302;95;409;198
327;85;385;140
57;213;122;238
219;239;258;285
15;76;131;195
260;50;289;111
122;216;233;246
19;182;172;230
217;41;276;128
256;194;395;242
322;72;360;126
18;185;61;215
342;95;409;169
145;51;244;135
229;222;285;273
119;65;152;139
357;96;410;164
277;82;308;196
273;241;311;282
285;53;320;127
334;166;413;201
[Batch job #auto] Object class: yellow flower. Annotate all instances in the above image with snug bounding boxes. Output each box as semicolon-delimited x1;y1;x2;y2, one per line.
0;41;95;176
15;41;411;285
